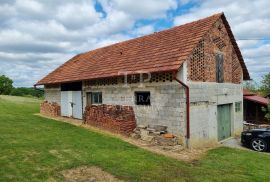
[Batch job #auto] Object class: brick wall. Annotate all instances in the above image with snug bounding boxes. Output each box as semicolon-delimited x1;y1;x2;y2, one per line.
40;101;60;117
187;18;243;84
84;104;136;135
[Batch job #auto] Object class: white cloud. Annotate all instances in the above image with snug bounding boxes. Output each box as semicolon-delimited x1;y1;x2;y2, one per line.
15;0;43;13
0;0;268;86
242;43;270;58
103;0;177;19
237;40;259;49
56;2;102;29
0;0;178;86
133;25;155;36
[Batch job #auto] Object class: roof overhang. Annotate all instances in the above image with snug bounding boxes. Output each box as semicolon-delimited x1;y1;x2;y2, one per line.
34;69;178;86
244;95;269;105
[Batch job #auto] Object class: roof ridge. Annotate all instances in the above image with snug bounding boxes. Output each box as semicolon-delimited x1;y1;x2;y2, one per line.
80;12;224;56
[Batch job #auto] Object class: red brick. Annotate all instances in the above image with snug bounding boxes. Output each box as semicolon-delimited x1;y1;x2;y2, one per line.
84;105;136;135
40;101;60;117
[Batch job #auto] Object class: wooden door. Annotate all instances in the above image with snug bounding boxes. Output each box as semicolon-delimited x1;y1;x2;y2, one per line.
218;104;231;141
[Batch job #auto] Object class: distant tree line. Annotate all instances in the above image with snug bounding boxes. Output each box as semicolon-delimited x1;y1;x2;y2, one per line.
0;75;44;98
243;72;270;97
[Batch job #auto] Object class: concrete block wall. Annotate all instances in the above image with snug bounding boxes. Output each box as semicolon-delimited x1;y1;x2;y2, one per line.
44;85;61;105
188;82;243;146
83;81;186;136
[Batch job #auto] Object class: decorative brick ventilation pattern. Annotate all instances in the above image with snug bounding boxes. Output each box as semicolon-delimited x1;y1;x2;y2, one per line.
84;105;136;135
187;18;242;83
232;49;242;84
40;101;60;117
87;77;119;86
189;40;205;81
85;72;173;87
150;72;173;83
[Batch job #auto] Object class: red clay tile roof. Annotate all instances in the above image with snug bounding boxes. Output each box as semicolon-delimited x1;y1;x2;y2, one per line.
243;89;255;96
244;95;269;105
35;13;250;86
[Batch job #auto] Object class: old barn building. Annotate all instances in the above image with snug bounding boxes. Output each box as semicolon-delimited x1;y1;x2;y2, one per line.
35;13;250;147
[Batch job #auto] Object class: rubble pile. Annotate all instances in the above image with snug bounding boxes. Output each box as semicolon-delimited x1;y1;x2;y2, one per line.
131;125;179;146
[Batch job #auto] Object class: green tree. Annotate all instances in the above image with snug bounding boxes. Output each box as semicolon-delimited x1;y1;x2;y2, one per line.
0;75;13;95
262;102;270;120
243;80;258;92
260;72;270;95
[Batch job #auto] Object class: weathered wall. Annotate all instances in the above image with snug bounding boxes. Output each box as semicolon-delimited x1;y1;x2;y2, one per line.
83;81;186;136
44;85;61;105
187;18;243;84
188;82;243;146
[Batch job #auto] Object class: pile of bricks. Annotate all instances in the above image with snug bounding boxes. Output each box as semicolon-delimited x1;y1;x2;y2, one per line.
84;104;136;135
40;101;60;117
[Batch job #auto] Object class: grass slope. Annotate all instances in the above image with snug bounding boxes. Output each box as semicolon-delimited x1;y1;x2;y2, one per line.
0;95;270;181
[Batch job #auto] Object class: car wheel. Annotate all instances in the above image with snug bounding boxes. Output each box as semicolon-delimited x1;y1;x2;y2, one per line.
251;138;267;152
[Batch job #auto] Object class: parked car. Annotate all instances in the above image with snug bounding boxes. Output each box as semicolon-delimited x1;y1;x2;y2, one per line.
241;128;270;152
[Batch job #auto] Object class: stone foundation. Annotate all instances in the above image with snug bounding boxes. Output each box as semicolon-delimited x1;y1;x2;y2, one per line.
84;104;136;135
40;101;60;117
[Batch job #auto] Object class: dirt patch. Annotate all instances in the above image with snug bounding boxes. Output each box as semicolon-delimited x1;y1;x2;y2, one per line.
61;166;124;182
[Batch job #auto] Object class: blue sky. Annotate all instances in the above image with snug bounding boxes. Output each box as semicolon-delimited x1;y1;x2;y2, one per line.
0;0;269;87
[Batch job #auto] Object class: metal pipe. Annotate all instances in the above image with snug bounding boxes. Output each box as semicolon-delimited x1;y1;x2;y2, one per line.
173;72;190;148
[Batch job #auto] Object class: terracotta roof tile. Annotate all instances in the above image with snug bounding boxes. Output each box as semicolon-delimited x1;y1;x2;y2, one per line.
35;12;249;85
244;96;269;105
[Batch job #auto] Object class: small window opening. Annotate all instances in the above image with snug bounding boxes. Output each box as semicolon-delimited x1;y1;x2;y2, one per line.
135;91;150;105
235;102;241;112
87;92;102;105
216;53;224;83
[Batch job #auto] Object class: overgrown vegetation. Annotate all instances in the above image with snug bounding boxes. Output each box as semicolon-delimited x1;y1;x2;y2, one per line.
243;72;270;96
260;73;270;96
1;95;270;181
262;102;270;120
0;75;44;98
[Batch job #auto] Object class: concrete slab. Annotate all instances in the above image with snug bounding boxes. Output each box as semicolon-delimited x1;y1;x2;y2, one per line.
221;138;247;150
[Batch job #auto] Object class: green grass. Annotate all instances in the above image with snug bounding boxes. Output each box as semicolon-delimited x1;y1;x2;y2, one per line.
0;95;270;182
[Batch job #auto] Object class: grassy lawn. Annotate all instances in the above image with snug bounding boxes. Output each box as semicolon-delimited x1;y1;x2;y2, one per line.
0;95;270;181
